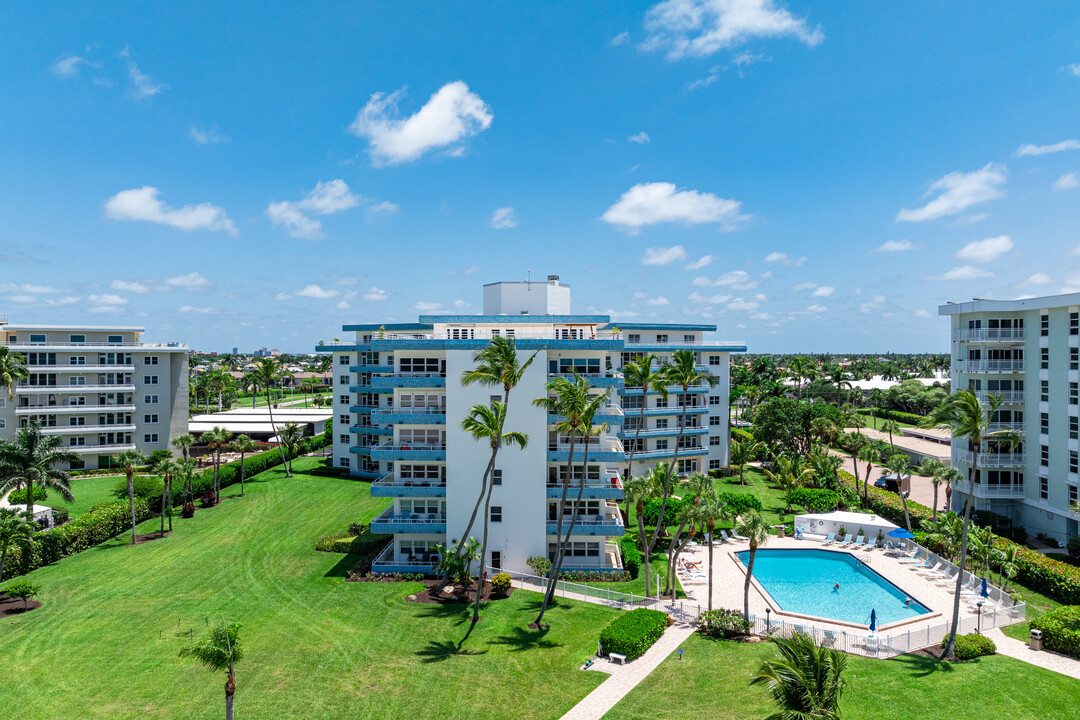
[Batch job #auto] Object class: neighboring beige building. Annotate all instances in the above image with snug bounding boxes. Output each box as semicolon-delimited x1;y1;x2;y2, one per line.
0;316;188;470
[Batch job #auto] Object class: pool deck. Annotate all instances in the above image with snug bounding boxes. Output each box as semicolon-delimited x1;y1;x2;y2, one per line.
678;536;1008;639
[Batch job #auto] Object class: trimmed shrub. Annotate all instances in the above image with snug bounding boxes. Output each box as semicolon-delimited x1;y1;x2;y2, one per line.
619;537;642;579
599;608;669;660
1;579;40;609
7;488;47;505
732;428;756;443
942;632;996;661
698;608;751;638
788;488;841;513
315;526;390;554
837;471;933;529
560;569;631;582
491;573;512;596
1000;540;1080;606
717;491;763;516
51;508;69;526
857;408;927;425
1030;606;1080;659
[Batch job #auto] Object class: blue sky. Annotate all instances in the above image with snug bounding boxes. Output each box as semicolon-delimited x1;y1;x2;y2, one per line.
1;1;1079;353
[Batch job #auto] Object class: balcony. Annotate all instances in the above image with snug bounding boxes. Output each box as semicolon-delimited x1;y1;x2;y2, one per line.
370;442;447;461
6;341;185;349
626;406;709;417
985;422;1024;434
628;446;710;460
547;437;625;462
39;424;137;435
349;424;393;435
370;372;447;389
370;507;446;534
349;364;394;373
546;469;624;499
548;405;625;426
370;472;447;498
621;381;712;396
952;481;1026;499
68;443;138;454
617;426;708;440
15;404;136;415
24;364;136;373
954;360;1025;374
15;383;137;395
370;544;438;574
552;542;624;572
370;407;447;424
546;508;625;537
975;391;1025;404
953;449;1026;467
955;329;1025;343
546;371;624;388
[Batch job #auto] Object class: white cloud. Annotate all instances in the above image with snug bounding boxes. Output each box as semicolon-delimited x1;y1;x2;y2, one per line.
913;309;932;319
763;251;806;266
178;306;217;314
1024;272;1051;286
951;213;988;227
415;301;443;312
955;235;1013;263
50;54;96;77
927;265;995;281
858;295;886;314
610;31;631;46
874;239;915;252
642;245;689;265
628;131;650;144
189;127;228;145
363;287;389;301
105;186;237;235
804;304;828;313
693;270;756;290
111;280;149;294
727;297;759;311
165;272;212;289
294;284;338;299
896;163;1007;222
367;201;400;220
337;277;358;286
348;81;493;166
646;296;670;306
0;283;61;295
1015;139;1080;157
1053;173;1079;191
266;179;361;240
274;292;292;301
642;0;824;60
811;285;835;298
490;206;518;229
688;291;732;304
266;202;322;240
684;255;713;270
602;182;746;234
125;58;167;99
791;282;816;291
1065;64;1080;77
336;301;351;310
88;294;129;313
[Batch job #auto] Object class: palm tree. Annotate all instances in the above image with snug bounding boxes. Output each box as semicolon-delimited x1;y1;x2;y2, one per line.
919;458;946;521
238;373;258;409
695;493;730;613
172;433;197;504
230;435;259;497
0;347;29;399
277;423;304;475
737;509;771;623
251;358;290;474
200;427;233;500
152;457;182;535
844;432;868;493
0;424;78;527
941;466;962;515
856;442;882;506
460;401;528;624
113;449;146;544
881;419;902;450
764;455;812;514
885;454;914;533
623;470;663;599
730;438;762;486
750;632;847;720
621;354;668;483
922;389;1020;659
0;508;34;581
822;362;852;409
664;471;713;598
179;621;243;720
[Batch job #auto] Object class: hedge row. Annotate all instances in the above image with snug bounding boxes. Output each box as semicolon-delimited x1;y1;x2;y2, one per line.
2;499;153;580
788;488;840;513
857;408;927;425
1030;606;1080;659
837;471;933;528
619;536;642;579
599;608;669;660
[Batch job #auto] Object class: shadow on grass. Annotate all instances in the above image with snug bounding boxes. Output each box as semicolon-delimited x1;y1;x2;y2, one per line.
891;653;958;677
324;553;362;578
416;622;488;663
492;626;562;652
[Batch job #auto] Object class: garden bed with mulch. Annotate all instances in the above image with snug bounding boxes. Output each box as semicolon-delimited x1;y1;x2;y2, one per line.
405;579;513;605
132;530;172;544
0;593;41;617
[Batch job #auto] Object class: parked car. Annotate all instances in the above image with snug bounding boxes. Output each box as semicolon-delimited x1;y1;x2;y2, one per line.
874;474;910;498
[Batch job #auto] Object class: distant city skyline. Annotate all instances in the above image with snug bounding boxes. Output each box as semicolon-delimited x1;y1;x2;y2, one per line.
2;3;1078;353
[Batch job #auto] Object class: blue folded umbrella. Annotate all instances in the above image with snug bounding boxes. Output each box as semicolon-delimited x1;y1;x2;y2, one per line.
980;577;989;598
869;608;877;633
887;528;915;539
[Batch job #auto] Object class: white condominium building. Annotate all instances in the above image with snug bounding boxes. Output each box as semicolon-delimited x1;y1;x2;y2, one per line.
941;293;1080;544
0;316;189;469
318;277;747;575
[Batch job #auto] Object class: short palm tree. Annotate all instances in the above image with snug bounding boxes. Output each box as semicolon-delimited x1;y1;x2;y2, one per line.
940;466;963;515
179;621;243;720
172;433;197;504
0;508;34;581
856;443;881;506
230;435;259;497
730;438;762;485
623;470;663;599
737;509;771;622
113;449;146;544
277;423;304;475
152;456;183;534
0;346;29;399
251;358;290;473
885;454;914;532
919;458;947;521
881;419;902;450
0;424;77;526
822;362;853;409
750;632;847;720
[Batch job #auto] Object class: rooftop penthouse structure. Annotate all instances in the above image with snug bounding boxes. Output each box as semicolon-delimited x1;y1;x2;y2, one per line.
317;276;747;575
0;316;189;470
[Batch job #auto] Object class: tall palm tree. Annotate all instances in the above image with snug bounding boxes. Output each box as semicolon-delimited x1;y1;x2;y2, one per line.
252;358;290;474
230;435;259;497
621;354;668;485
460;401;527;624
750;632;847;720
941;466;962;514
919;458;946;521
885;454;914;533
238;372;258;409
844;432;868;493
730;438;762;486
664;471;713;598
0;508;34;581
112;449;146;544
822;362;853;409
0;346;29;399
179;621;243;720
737;509;771;623
856;442;882;507
172;433;197;504
623;470;663;599
152;457;182;535
0;424;77;527
695;492;730;613
200;427;233;500
922;389;1020;659
880;419;902;450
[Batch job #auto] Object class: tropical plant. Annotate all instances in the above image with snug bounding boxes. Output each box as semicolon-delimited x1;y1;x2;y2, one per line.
821;362;853;409
0;508;33;581
277;423;304;475
152;457;182;534
2;579;40;611
621;353;668;488
750;632;847;720
695;492;730;613
730;438;762;486
200;427;233;500
251;358;290;474
764;454;813;514
624;469;664;599
664;472;713;598
0;423;77;528
737;509;771;622
856;443;881;507
885;454;913;532
230;435;259;497
172;433;197;503
0;346;29;399
919;458;947;521
113;449;147;544
179;621;243;720
880;419;902;450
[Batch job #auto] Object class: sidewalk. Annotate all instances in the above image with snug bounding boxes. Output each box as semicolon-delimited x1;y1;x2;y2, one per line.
985;628;1080;681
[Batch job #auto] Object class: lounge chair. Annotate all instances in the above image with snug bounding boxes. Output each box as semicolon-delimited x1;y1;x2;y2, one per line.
719;530;731;542
915;559;941;575
900;550;925;565
936;567;959;585
861;537;877;550
851;535;865;548
820;532;836;545
836;535;853;547
731;529;749;541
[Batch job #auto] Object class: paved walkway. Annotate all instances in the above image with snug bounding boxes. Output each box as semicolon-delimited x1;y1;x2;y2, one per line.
829;448;946;515
559;623;696;720
985;628;1080;680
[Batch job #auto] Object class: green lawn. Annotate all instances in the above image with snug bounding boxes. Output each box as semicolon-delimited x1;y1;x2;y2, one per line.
41;474;125;518
999;578;1063;642
713;467;799;529
853;414;918;430
0;457;618;719
606;631;1080;720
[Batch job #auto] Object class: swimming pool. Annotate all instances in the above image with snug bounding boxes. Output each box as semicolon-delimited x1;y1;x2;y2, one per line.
734;549;930;627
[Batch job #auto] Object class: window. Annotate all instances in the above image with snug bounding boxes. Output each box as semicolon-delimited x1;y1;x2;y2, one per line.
684;334;695;343
1042;413;1050;434
143;433;159;443
1042;348;1049;369
143;356;159;365
143;414;159;424
144;394;159;404
627;333;640;344
1041;444;1050;465
108;335;123;344
339;375;350;385
708;395;721;406
492;469;503;486
709;459;722;470
1072;417;1078;440
1042;381;1050;402
143;375;159;385
70;437;85;446
490;506;502;523
1072;312;1079;336
69;416;85;427
1041;313;1049;337
339;354;351;365
29;334;46;344
655;418;668;429
656;439;669;451
339;414;350;424
1071;451;1079;474
709;416;721;426
655;397;668;408
0;419;5;430
656;334;668;344
1070;383;1077;405
677;459;698;473
339;395;350;404
709;435;721;446
69;376;85;386
1071;347;1078;371
490;550;502;570
69;356;85;365
339;434;350;444
1041;476;1050;500
339;456;350;468
709;355;721;365
69;334;85;343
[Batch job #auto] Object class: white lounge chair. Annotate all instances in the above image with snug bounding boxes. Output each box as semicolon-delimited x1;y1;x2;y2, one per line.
719;530;732;542
900;550;925;565
731;529;749;541
820;532;836;545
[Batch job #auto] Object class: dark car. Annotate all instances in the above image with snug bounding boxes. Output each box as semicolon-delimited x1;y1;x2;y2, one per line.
874;474;910;498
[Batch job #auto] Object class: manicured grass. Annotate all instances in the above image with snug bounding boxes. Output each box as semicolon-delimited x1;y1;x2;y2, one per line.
40;474;125;518
714;467;799;528
0;457;619;719
854;414;918;430
606;631;1080;720
999;578;1063;642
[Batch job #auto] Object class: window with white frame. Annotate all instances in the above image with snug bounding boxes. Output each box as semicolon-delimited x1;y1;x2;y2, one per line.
708;355;721;365
339;434;350;444
144;356;159;365
490;506;503;523
339;354;351;365
627;333;640;344
656;439;669;450
339;375;350;385
144;375;159;385
684;334;695;343
339;414;350;424
492;469;503;486
677;459;698;473
709;415;721;426
708;395;721;405
400;499;443;516
144;394;159;404
339;456;350;468
709;459;722;470
143;414;159;424
709;435;721;446
339;395;350;404
0;419;4;429
398;429;444;446
144;433;159;443
70;356;85;365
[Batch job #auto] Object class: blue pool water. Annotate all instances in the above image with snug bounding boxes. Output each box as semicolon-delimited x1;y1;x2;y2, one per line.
735;549;930;627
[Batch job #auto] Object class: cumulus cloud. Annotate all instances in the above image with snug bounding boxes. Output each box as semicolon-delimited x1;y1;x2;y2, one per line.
105;186;237;235
1024;273;1051;286
602;182;746;234
266;179;362;240
692;270;756;290
367;200;400;220
858;295;886;314
684;255;713;270
926;266;995;281
688;291;732;304
610;31;631;46
363;287;389;301
642;245;689;265
88;293;129;314
791;282;816;291
294;284;338;299
874;239;915;252
811;285;835;298
189;127;228;145
337;277;358;286
1053;173;1079;191
727;297;759;311
896;163;1007;222
178;306;217;314
1015;139;1080;157
165;272;212;289
348;81;493;166
628;131;650;144
0;283;61;295
913;309;932;318
111;280;149;294
274;292;292;301
955;235;1013;263
642;0;824;60
490;206;518;229
646;296;670;306
336;301;351;310
415;301;443;312
763;251;806;266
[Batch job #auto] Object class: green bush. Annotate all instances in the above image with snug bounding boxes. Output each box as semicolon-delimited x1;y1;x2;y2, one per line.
560;569;631;582
147;449;173;465
997;538;1080;606
315;526;390;554
526;555;552;576
698;608;751;638
857;408;927;425
732;428;755;443
1030;606;1080;659
942;632;996;661
112;475;164;505
837;471;933;529
491;573;512;595
619;537;642;579
51;508;69;526
1;579;40;609
717;491;763;516
6;488;46;505
788;488;841;513
599;608;669;660
642;496;691;527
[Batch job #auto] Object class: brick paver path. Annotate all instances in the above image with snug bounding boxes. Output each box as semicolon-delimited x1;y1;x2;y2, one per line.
985;628;1080;680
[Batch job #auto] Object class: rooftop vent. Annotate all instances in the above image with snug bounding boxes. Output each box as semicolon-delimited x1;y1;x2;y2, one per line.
548;275;560;283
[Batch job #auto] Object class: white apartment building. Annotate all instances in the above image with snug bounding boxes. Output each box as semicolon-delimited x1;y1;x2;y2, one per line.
0;316;189;469
318;277;746;575
942;293;1080;544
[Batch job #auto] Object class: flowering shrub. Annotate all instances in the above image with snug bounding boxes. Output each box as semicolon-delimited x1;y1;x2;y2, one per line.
491;573;512;595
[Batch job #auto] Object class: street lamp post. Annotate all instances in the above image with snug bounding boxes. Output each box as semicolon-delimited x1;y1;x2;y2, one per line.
976;601;984;634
